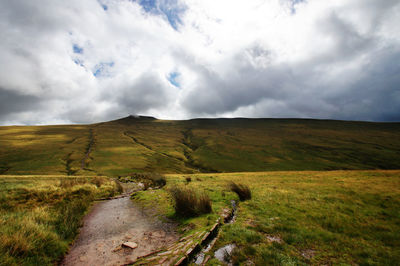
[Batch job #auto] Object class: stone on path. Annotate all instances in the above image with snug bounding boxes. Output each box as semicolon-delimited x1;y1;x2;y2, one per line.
122;242;138;249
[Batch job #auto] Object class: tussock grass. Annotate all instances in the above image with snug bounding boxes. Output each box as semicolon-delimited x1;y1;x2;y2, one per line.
229;181;251;201
169;186;212;217
0;175;120;265
114;179;124;194
133;170;400;265
197;192;212;214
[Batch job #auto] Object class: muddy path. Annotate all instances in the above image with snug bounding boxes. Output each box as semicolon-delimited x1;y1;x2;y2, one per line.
61;186;178;266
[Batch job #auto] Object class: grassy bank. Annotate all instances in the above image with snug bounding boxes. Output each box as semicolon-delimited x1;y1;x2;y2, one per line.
0;175;121;265
133;170;400;265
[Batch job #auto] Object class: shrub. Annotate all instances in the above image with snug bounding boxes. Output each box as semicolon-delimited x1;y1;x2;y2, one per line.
114;180;124;194
119;172;167;189
123;172;167;188
229;182;251;201
59;178;86;188
169;186;212;217
91;177;105;187
148;173;166;187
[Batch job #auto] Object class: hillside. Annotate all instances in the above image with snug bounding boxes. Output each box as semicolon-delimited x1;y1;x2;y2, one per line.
1;116;400;176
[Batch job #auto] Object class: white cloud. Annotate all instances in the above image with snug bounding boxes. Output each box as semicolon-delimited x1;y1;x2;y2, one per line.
0;0;399;125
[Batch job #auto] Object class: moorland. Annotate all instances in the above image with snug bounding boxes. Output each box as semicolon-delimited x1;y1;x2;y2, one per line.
1;116;400;176
1;116;399;265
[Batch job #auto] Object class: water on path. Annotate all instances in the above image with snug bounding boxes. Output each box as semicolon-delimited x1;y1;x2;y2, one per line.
61;196;177;266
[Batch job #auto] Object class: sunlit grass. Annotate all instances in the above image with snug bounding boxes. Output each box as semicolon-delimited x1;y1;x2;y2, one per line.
133;170;400;265
1;118;400;176
0;175;121;265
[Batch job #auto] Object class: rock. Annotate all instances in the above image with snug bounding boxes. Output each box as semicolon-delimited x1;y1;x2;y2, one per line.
201;232;210;242
179;235;191;242
185;247;194;256
122;241;138;249
169;255;179;264
159;257;168;264
158;250;172;256
210;222;219;232
182;240;193;251
145;256;158;262
174;256;186;266
266;235;283;243
301;249;316;260
215;244;236;263
201;255;211;266
112;246;122;252
173;249;180;255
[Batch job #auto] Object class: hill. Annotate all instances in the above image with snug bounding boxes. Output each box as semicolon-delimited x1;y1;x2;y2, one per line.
1;116;400;176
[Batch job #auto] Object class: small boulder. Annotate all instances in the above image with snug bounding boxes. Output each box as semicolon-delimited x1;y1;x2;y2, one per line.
122;242;138;249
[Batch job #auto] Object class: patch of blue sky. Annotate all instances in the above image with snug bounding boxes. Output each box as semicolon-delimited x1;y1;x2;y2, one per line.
93;62;115;77
133;0;186;30
289;0;306;14
167;71;180;88
97;0;108;11
73;44;83;54
73;59;84;67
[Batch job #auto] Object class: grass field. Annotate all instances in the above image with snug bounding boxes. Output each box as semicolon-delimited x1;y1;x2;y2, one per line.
0;175;121;266
133;170;400;265
1;117;400;265
1;116;400;176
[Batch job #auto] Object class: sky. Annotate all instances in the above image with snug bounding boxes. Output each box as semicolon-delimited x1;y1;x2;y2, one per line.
0;0;399;125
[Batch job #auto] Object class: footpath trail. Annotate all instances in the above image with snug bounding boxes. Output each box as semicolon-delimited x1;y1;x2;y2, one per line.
61;186;178;266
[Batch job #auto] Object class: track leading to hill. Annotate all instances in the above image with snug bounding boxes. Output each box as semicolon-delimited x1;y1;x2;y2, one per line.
81;128;96;171
61;186;178;266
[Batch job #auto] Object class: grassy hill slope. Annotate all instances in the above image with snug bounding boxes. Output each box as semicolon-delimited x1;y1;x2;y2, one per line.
1;116;399;176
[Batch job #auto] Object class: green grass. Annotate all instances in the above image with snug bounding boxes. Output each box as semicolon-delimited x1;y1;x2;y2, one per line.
132;170;400;265
1;117;399;265
0;175;121;266
1;117;400;176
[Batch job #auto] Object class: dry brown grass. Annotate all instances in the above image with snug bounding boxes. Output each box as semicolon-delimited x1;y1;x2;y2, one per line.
0;175;120;265
169;186;212;217
229;181;251;201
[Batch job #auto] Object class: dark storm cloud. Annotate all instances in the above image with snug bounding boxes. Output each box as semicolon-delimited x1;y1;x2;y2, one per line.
116;73;172;113
181;43;400;121
0;89;41;118
0;0;399;124
324;47;400;122
179;1;400;121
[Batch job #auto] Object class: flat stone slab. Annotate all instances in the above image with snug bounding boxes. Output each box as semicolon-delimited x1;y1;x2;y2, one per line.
122;241;138;249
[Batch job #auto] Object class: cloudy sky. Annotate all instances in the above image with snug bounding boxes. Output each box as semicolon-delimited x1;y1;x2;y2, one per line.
0;0;399;125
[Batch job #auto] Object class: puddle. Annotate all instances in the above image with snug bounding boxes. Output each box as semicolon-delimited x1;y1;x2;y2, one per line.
193;241;214;264
225;200;237;224
192;200;237;265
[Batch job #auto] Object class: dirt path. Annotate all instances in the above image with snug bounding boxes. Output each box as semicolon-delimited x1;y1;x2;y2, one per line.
61;190;178;266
